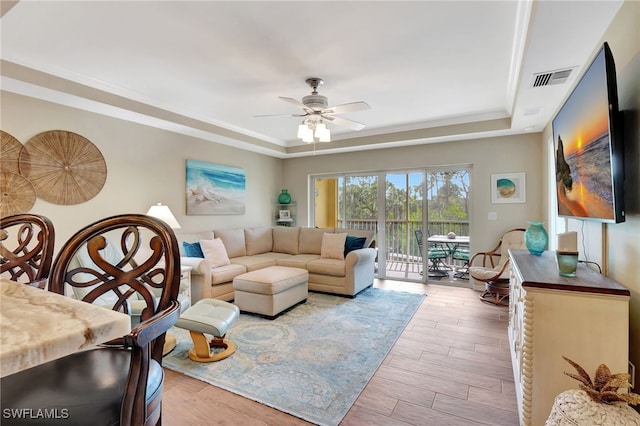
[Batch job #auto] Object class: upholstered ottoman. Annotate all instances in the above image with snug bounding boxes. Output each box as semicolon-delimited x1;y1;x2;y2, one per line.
233;266;308;317
175;299;240;362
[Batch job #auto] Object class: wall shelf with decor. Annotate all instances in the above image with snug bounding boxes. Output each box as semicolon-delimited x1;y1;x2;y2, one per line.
274;202;296;227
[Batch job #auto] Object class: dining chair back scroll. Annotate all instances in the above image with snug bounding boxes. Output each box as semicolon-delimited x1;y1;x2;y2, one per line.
0;213;55;287
1;213;181;426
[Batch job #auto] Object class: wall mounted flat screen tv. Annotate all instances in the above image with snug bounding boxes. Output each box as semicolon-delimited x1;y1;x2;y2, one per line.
552;42;625;223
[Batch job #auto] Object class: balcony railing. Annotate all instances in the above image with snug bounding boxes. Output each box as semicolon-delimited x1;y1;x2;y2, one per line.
339;219;470;278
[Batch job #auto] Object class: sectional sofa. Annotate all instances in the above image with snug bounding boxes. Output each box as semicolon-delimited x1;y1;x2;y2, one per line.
176;226;377;303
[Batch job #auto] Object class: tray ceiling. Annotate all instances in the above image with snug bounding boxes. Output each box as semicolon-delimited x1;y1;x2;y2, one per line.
0;1;623;158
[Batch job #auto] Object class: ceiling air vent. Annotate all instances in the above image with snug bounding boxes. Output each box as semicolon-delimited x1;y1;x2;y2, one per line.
530;68;573;88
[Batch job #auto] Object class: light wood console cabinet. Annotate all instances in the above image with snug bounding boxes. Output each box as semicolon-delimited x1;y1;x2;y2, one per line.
508;250;630;426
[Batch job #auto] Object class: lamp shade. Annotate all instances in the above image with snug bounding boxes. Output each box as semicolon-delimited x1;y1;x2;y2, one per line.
317;125;331;142
146;203;181;229
297;123;309;139
302;130;314;143
314;122;327;137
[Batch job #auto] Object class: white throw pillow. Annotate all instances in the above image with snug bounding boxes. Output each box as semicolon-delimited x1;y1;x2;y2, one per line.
320;233;348;260
200;238;231;268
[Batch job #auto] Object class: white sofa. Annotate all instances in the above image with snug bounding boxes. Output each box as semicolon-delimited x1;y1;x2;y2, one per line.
176;226;376;303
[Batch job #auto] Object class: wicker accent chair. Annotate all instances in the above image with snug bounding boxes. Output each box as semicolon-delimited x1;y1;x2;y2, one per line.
0;213;55;288
0;214;181;426
468;228;526;305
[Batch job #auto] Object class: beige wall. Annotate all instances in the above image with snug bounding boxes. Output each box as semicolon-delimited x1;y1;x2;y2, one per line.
0;92;284;249
283;133;543;258
542;0;640;387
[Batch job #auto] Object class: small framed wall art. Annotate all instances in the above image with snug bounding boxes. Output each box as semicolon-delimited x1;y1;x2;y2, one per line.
491;173;526;204
279;210;292;221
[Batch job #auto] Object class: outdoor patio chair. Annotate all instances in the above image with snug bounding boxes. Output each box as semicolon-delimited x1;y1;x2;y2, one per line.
415;229;449;277
452;246;470;279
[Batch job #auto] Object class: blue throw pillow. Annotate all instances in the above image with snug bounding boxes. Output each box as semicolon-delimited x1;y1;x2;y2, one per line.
182;241;204;258
344;236;367;256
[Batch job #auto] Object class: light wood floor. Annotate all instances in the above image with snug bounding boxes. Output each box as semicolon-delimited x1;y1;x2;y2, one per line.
162;280;519;425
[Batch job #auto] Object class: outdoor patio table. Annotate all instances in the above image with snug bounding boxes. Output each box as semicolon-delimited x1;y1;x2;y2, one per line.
427;235;470;269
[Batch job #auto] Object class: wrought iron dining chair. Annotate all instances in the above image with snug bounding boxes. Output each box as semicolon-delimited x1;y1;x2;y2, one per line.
415;229;449;277
452;246;470;279
0;213;55;287
0;214;181;426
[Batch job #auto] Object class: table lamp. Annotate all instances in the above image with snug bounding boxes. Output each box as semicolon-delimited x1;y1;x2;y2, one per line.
146;203;181;229
145;202;181;355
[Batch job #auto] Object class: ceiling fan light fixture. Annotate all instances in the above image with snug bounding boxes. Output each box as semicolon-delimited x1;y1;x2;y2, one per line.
297;122;310;139
318;130;331;142
314;122;327;137
302;130;314;143
315;122;331;142
255;76;368;143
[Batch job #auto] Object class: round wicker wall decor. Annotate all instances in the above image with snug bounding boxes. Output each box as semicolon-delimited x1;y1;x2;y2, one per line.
0;171;37;217
1;130;23;175
19;130;107;205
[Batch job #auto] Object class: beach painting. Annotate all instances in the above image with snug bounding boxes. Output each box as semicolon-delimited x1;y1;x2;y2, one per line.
491;173;526;203
186;160;245;215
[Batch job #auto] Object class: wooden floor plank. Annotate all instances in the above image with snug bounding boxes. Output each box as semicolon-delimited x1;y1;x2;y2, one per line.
360;375;437;408
341;405;413;426
374;364;471;400
390;400;481;426
468;385;519;413
448;346;513;369
431;393;520;425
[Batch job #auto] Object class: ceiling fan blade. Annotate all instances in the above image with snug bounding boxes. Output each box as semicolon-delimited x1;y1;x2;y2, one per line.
322;101;371;115
279;96;315;114
253;113;308;118
324;115;366;131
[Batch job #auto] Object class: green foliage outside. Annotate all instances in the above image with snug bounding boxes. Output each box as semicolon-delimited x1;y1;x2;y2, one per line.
336;170;470;263
338;171;470;223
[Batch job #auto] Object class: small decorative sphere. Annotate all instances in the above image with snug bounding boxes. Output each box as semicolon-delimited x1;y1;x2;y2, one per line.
447;232;456;239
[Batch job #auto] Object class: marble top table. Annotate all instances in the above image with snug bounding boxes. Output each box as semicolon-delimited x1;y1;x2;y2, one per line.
0;279;131;377
427;234;470;245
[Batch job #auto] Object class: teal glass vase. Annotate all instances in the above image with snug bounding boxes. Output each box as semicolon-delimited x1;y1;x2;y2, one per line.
278;189;291;204
525;221;548;255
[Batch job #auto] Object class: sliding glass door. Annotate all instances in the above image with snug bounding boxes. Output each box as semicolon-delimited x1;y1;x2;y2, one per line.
384;172;424;281
425;168;471;282
312;166;470;285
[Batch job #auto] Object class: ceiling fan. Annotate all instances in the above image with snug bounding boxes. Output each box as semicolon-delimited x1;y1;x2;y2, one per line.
256;78;370;141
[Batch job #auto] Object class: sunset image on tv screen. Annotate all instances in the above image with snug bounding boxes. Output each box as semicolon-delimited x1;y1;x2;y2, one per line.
553;48;615;221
